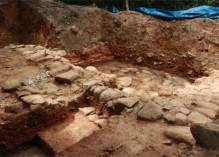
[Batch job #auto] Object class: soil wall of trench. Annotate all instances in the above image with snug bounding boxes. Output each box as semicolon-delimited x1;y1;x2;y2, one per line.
1;0;219;80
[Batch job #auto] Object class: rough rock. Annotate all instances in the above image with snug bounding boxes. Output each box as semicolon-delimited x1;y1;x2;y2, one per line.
188;111;212;124
79;107;95;116
117;77;132;87
164;126;196;145
83;80;103;89
191;123;219;150
85;66;97;72
21;95;46;105
2;80;22;91
99;88;124;103
39;83;59;94
28;50;46;62
55;70;79;83
114;97;139;108
175;113;188;125
137;101;163;121
49;65;70;76
5;102;23;114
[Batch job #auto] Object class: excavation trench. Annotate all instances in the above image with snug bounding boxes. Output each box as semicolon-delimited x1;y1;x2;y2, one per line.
0;0;218;156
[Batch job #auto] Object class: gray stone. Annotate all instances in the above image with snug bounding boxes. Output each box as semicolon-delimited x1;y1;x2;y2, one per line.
188;111;212;124
99;88;124;103
2;80;22;91
5;102;23;113
164;126;196;145
114;97;139;108
79;107;95;116
21;95;46;105
175;113;188;126
191;123;219;150
137;101;163;121
49;65;70;76
55;70;79;83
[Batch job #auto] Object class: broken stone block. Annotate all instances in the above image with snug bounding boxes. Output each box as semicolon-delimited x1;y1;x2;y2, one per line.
55;70;79;84
2;79;22;91
21;95;46;105
49;64;70;76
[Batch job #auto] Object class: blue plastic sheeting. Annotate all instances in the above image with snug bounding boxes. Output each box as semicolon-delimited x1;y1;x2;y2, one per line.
112;5;219;19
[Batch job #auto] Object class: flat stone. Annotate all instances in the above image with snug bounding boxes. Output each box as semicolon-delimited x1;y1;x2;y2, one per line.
117;77;132;87
188;111;212;124
114;97;139;108
164;126;196;145
137;101;163;121
79;107;95;116
87;114;99;122
21;95;46;105
195;107;216;119
179;108;190;115
5;102;23;114
191;123;219;150
49;65;70;76
99;88;124;103
175;113;188;126
55;70;79;84
2;80;22;91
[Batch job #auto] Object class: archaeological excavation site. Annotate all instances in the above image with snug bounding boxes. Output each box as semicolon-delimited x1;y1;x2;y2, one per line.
1;0;219;156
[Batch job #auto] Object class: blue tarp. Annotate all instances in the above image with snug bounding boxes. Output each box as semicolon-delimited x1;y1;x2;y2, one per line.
112;5;219;19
